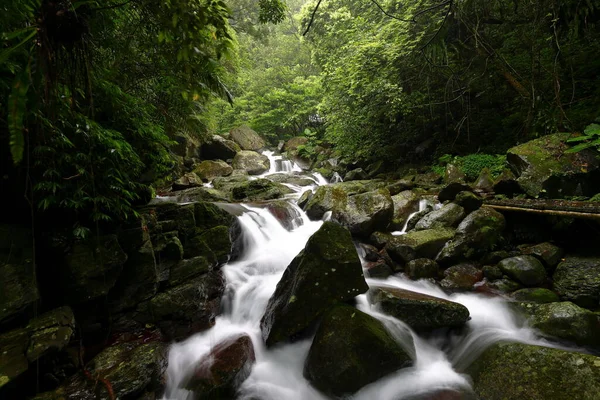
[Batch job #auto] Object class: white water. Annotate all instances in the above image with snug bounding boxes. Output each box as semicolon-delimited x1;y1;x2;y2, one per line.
392;199;430;236
262;150;303;174
163;163;560;400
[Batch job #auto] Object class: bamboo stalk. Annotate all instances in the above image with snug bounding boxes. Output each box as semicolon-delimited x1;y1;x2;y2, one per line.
485;204;600;221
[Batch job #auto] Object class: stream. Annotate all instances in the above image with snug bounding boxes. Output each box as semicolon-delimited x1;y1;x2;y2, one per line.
162;152;563;400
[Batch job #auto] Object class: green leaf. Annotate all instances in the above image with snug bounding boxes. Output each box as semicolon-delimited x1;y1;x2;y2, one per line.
8;71;30;165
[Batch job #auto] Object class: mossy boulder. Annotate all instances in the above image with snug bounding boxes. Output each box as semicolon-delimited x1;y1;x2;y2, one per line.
520;242;564;271
231;179;293;201
303;304;412;398
266;173;315;187
229;126;266;151
385;228;455;261
445;163;466;183
193;160;233;181
512;288;559;303
344;168;368;181
498;255;547;286
405;258;440;280
453;191;483;213
440;263;483;292
305;185;349;220
493;168;521;197
437;208;505;264
390;190;420;230
522;301;600;348
232;151;270;175
185;334;255;399
474;168;494;192
172;172;203;190
260;222;368;347
368;287;470;331
552;256;600;309
506;132;600;198
338;189;394;237
201;135;241;160
466;342;600;400
438;182;472;203
415;203;466;231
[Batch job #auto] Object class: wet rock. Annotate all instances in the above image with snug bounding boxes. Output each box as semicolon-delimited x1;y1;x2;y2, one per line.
201;135;241;160
231;179;293;201
552;256;600;309
229;126;266;151
481;265;503;281
304;305;412;398
232;151;270;175
0;225;39;324
297;190;313;209
485;278;522;293
172;172;203;190
338;189;394;237
445;164;466;183
194;202;234;231
368;287;469;331
344;168;368;181
438;182;472;203
261;222;368;346
364;260;394;279
520;242;564;271
440;264;483;292
386;228;455;261
524;302;600;348
212;174;250;193
512;288;559;303
389;190;419;230
466;342;600;399
61;235;127;303
193;160;233;181
474;168;494;192
266;173;315;187
497;255;546;286
185;334;255;399
264;200;304;230
453;191;482;213
506;132;600;198
168;256;211;287
405;208;433;232
196;225;232;264
415;203;466;231
158;186;229;203
0;328;29;390
480;250;511;265
492;169;521;197
437;208;505;264
305;185;348;220
405;258;440;280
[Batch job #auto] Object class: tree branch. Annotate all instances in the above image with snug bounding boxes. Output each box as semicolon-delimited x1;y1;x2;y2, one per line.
368;0;415;23
303;0;324;36
420;0;453;50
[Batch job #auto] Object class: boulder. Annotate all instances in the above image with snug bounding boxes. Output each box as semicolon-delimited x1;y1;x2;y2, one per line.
231;179;293;202
482;265;503;281
497;255;547;286
157;186;229;203
172;133;201;158
305;185;348;220
390;190;420;230
512;288;559;303
438;182;472;203
283;136;308;153
338;189;394;237
440;263;483;292
445;164;466;183
0;225;38;324
172;172;203;191
466;342;600;399
524;302;600;348
405;258;440;280
193;160;233;181
387;179;414;195
385;228;455;261
474;168;494;192
266;173;315;187
232;151;270;175
485;278;521;293
185;334;255;399
260;222;368;346
552;256;600;309
520;242;564;271
229;126;266;151
297;190;313;209
304;305;412;398
344;168;368;181
368;287;470;331
61;235;127;303
492;169;521;197
437;208;505;264
506;132;600;198
201;135;241;160
414;203;466;231
453;191;482;213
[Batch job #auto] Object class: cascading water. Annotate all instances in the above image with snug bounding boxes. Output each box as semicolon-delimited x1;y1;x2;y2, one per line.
163;162;565;400
262;150;302;174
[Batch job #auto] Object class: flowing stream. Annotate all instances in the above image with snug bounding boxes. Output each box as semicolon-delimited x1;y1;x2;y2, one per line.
163;152;560;400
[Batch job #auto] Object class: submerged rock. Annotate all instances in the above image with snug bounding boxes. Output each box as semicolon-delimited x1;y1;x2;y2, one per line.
229;126;266;151
466;342;600;399
368;287;470;331
415;203;466;231
185;334;255;399
304;305;412;398
261;222;368;347
232;151;270;175
552;256;600;309
497;255;547;286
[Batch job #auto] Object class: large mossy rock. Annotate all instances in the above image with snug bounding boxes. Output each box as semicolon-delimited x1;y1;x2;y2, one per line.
232;151;270;175
0;225;38;324
61;235;127;303
305;185;349;220
304;305;412;399
172;172;203;191
552;256;600;309
201;135;241;160
338;189;394;237
368;287;469;331
506;133;600;198
229;126;266;151
498;255;547;286
415;203;466;231
523;302;600;349
466;342;600;400
231;178;293;201
193;160;233;181
520;242;564;271
260;222;368;347
390;190;419;230
512;288;559;303
185;334;255;399
405;258;440;280
440;263;483;292
436;208;505;264
381;228;455;262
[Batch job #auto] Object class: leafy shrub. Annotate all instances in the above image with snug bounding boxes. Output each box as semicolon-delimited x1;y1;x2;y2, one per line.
433;153;507;181
566;121;600;153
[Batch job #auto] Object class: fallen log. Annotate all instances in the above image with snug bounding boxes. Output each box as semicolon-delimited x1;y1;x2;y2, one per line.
484;199;600;221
